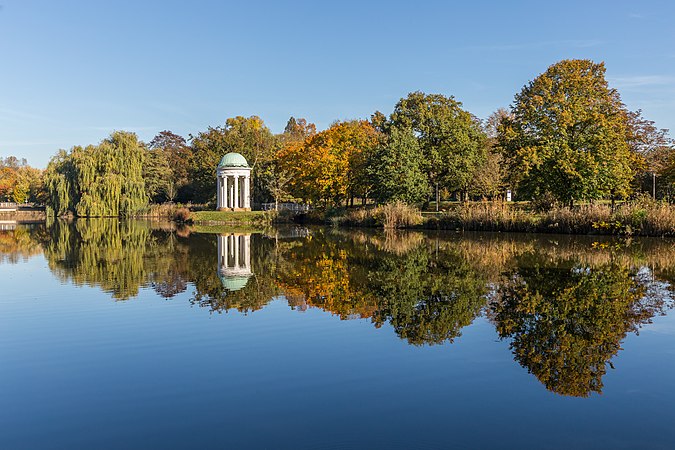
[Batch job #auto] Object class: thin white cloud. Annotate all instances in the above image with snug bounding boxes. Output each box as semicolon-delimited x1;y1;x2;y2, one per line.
610;75;675;89
628;13;647;19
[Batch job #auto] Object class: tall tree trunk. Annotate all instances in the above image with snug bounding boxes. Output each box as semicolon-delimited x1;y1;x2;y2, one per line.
435;182;439;212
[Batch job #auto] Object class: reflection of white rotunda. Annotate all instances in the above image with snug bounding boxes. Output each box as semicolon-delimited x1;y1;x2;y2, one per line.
217;234;252;291
216;153;251;211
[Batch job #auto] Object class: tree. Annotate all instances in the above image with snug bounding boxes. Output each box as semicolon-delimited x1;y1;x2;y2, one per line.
266;162;293;209
369;126;429;204
143;148;174;202
279;120;379;206
189;116;278;204
44;150;75;215
499;60;636;206
258;116;318;208
44;131;148;217
148;131;192;202
282;117;316;142
0;157;41;203
469;151;507;200
626;110;674;199
389;92;487;207
467;109;510;200
661;151;675;200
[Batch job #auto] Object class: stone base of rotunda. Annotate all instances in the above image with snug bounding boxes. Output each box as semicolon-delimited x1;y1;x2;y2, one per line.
217;207;251;212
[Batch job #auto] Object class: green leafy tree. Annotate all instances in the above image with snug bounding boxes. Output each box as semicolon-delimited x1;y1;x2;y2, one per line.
499;60;636;206
143;148;174;203
389;91;487;206
189;116;278;204
148;131;192;202
369;126;429;204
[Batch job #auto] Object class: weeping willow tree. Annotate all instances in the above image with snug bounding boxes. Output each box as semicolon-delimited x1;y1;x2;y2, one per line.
44;131;148;217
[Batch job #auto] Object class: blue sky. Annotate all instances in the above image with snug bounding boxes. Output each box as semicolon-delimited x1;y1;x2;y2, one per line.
1;0;674;168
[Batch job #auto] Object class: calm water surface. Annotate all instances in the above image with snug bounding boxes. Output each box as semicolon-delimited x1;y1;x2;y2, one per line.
1;220;675;449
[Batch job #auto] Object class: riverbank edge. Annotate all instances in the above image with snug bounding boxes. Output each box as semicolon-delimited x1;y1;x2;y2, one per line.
0;210;47;221
293;202;675;238
25;201;675;238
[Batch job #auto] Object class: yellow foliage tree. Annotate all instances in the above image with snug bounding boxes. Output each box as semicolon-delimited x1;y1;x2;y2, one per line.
278;120;379;206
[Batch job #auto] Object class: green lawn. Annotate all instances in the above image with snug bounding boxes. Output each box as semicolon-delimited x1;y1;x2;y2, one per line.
191;210;269;225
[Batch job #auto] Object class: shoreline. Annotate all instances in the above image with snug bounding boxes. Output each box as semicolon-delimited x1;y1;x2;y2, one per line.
11;202;675;238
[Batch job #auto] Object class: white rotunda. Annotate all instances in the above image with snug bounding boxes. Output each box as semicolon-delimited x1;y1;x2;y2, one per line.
216;152;251;210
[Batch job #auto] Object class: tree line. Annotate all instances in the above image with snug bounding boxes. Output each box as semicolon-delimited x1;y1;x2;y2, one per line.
2;59;674;215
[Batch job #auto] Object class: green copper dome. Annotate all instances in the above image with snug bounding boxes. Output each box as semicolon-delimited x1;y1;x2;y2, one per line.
219;274;252;292
218;152;249;168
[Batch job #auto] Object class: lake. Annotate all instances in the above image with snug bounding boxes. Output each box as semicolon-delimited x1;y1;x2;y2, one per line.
1;220;675;449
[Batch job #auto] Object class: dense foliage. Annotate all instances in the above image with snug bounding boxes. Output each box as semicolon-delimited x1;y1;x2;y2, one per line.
389;91;488;203
44;131;147;216
6;58;667;216
0;156;43;203
499;60;637;205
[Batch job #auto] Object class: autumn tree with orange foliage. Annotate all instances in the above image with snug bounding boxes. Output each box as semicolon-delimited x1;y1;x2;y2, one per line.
278;120;380;206
0;156;44;203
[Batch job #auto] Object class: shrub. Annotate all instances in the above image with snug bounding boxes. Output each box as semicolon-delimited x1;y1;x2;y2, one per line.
173;207;193;223
375;202;423;229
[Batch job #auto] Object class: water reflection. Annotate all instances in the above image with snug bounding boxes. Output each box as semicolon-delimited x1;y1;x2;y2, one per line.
217;234;252;292
490;259;667;397
1;220;674;397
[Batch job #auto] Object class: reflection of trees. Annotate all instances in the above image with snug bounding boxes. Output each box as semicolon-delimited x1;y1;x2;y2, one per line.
369;246;487;345
44;219;153;299
0;227;43;264
7;220;675;364
36;220;280;310
273;230;488;345
491;258;670;397
274;231;378;320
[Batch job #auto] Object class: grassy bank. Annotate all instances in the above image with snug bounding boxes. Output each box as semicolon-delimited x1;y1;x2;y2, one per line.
324;199;675;237
192;210;269;225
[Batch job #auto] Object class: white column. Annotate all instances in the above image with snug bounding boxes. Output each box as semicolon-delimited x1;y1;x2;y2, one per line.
229;179;234;209
226;175;227;208
234;234;240;269
216;176;221;209
228;234;233;265
244;175;251;209
234;176;240;209
244;235;251;270
226;236;229;269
